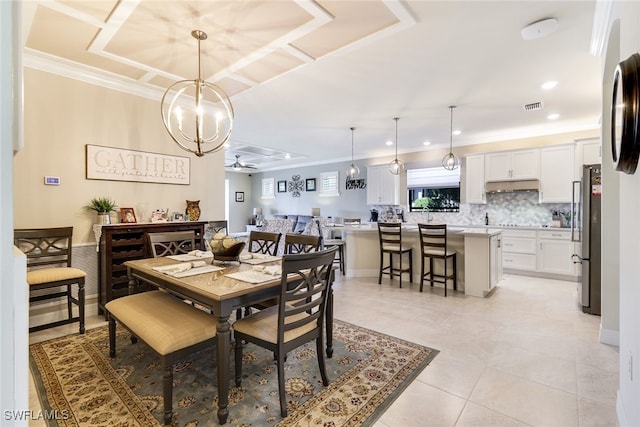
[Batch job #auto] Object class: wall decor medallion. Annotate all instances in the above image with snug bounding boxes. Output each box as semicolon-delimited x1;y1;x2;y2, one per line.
288;175;305;197
346;178;366;190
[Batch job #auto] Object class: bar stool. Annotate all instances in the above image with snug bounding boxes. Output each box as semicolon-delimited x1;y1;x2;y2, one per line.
377;222;413;287
317;221;345;275
418;223;457;296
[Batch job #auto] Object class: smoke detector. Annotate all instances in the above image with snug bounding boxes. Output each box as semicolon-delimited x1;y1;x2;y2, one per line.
521;18;559;40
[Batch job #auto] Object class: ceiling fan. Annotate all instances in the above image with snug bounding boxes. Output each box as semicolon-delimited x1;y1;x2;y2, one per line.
226;155;257;171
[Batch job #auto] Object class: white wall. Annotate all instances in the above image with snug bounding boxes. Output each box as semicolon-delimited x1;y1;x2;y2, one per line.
605;2;640;426
1;2;28;425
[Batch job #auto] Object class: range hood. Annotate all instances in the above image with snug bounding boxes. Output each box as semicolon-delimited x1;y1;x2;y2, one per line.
485;179;540;193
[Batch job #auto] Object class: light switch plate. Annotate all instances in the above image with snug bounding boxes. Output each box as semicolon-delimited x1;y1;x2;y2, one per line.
44;176;60;185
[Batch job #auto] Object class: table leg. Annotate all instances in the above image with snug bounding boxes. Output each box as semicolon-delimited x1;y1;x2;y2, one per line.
326;287;334;358
216;315;231;424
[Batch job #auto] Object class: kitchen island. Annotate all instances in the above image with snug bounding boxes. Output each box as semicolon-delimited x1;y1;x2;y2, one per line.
329;223;502;297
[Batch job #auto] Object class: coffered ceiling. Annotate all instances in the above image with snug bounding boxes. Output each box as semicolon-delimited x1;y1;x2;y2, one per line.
22;0;602;171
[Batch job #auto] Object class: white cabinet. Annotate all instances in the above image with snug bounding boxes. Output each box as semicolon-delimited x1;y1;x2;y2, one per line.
500;229;537;271
367;165;400;205
540;145;575;203
465;154;486;204
485;149;540;181
537;230;577;276
464;231;503;297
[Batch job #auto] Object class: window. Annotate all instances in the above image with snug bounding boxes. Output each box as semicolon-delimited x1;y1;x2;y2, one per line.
319;171;340;197
407;167;460;212
261;178;275;199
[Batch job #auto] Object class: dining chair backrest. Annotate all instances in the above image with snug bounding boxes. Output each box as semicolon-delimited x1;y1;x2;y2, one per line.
14;227;75;268
418;224;448;254
207;220;228;237
284;233;322;254
248;231;282;256
148;231;196;257
377;222;403;251
278;247;337;343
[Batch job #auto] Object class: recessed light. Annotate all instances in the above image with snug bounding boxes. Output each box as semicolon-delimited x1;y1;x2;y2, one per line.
547;113;560;120
385;140;393;146
541;81;558;90
284;153;291;159
452;130;461;136
423;141;431;146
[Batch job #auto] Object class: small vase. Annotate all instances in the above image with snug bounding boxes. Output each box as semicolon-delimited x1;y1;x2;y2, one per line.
98;213;111;224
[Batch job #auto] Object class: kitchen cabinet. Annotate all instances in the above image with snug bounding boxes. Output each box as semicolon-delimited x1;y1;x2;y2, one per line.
540;145;575;203
485;149;540;181
537;229;577;276
464;231;503;297
575;139;601;179
499;229;537;271
464;154;486;204
367;164;400;205
98;221;207;315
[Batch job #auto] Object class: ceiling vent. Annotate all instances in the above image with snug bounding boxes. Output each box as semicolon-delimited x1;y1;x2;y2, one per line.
523;101;544;111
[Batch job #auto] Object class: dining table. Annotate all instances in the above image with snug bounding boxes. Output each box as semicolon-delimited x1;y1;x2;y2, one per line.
123;255;335;425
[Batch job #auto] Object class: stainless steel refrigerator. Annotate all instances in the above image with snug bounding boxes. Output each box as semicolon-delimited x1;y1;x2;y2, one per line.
571;164;601;315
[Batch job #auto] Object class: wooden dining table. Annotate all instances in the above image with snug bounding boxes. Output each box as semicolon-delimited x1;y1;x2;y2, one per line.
124;256;335;425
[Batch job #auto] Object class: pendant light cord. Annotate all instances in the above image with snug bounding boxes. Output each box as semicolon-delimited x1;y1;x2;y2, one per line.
449;106;455;153
394;117;399;159
351;127;356;161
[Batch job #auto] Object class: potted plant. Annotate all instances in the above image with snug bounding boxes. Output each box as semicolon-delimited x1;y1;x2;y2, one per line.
84;197;117;224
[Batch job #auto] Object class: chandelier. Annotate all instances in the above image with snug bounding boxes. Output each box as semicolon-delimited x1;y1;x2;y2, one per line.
388;117;405;175
442;105;460;170
346;127;360;179
161;30;234;157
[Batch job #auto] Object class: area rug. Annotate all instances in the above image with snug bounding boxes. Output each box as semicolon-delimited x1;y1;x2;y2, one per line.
30;320;438;426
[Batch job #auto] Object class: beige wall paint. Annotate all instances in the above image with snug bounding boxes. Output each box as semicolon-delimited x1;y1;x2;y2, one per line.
14;68;225;244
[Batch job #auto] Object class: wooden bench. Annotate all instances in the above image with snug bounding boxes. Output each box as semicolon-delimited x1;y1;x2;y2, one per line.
105;290;218;425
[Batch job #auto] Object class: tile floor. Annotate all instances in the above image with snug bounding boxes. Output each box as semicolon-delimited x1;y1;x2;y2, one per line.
29;274;619;426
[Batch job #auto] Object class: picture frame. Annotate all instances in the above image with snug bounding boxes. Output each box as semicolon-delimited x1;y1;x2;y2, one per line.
235;191;245;202
120;208;137;223
277;180;287;193
305;178;316;192
172;212;185;221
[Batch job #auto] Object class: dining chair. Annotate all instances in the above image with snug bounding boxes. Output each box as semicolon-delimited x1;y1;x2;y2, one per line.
248;230;282;255
148;231;196;257
377;222;413;288
14;227;86;334
207;220;228;237
233;247;337;418
284;233;322;254
418;223;457;296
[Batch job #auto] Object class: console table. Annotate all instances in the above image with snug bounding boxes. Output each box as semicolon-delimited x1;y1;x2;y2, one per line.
97;221;207;315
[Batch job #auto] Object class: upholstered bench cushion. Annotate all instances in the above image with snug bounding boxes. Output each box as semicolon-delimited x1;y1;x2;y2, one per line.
233;305;315;344
27;267;86;285
106;291;217;356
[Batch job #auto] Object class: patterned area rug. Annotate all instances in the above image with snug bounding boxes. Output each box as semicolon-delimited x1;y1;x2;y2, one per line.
30;320;438;426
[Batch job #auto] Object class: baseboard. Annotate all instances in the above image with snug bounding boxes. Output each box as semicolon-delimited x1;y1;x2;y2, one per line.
600;325;620;346
616;390;629;427
503;269;580;282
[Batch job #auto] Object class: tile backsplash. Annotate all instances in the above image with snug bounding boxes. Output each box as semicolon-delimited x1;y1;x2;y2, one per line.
405;192;571;227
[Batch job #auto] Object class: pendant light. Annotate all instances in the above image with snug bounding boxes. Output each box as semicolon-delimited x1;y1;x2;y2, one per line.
160;30;234;157
346;127;360;179
388;117;405;175
442;105;460;170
